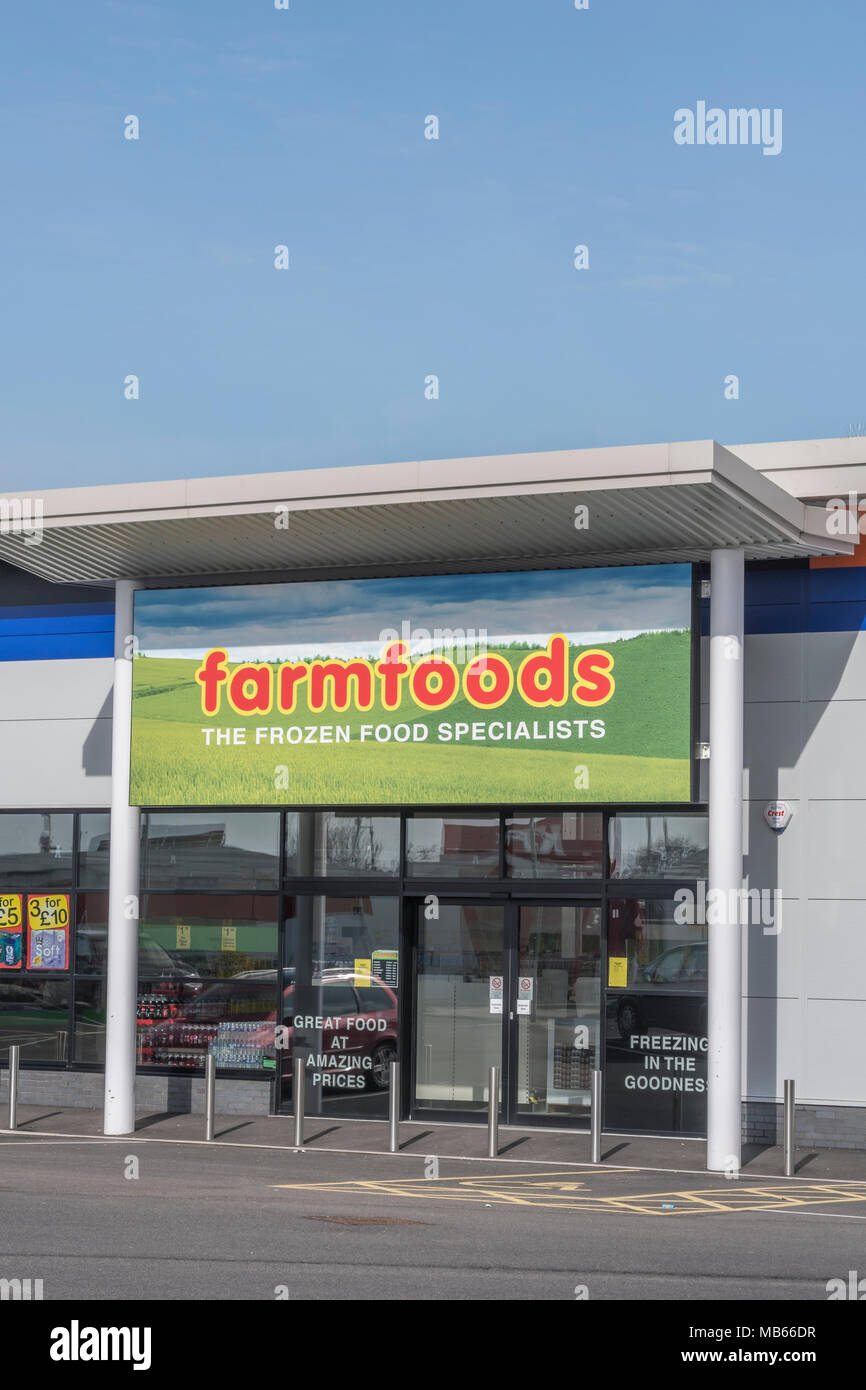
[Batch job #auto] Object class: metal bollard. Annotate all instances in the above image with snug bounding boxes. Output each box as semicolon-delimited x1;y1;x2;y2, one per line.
783;1078;795;1176
7;1045;20;1131
204;1052;216;1142
293;1057;305;1148
388;1061;400;1153
591;1068;602;1164
487;1065;499;1158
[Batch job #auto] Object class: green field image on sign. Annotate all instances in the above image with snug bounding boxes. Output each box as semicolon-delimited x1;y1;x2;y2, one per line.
130;631;691;806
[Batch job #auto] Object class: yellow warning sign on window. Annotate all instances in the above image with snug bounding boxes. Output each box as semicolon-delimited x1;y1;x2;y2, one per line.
221;926;237;952
354;957;372;985
608;956;628;988
176;924;191;950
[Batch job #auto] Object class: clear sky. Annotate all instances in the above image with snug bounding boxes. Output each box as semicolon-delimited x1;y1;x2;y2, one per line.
1;0;863;492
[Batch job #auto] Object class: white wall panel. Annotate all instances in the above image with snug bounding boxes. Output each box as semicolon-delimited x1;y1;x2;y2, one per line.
742;897;799;999
806;630;866;701
803;999;866;1105
744;702;802;801
801;900;866;1002
0;658;113;720
743;798;803;900
745;632;805;703
800;700;866;798
0;719;112;806
801;800;866;900
742;995;803;1101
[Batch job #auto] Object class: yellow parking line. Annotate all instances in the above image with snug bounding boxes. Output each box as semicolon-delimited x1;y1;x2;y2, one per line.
272;1172;866;1217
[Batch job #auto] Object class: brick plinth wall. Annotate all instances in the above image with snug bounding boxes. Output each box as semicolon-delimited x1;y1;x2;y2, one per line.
0;1068;272;1117
742;1100;866;1151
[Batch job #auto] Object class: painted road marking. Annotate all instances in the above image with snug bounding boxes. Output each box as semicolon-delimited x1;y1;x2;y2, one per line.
273;1170;866;1216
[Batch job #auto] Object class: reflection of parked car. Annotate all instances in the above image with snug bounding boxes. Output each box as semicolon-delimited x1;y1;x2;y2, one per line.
282;974;398;1090
77;927;201;984
614;943;707;1039
171;971;398;1088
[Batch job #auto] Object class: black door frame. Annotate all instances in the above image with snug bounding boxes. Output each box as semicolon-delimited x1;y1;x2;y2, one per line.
403;891;602;1129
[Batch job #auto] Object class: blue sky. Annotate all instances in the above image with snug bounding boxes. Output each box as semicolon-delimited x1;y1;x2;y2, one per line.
2;1;863;492
134;563;692;655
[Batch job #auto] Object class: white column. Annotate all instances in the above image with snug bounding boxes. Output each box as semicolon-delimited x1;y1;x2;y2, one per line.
103;580;141;1135
706;548;744;1171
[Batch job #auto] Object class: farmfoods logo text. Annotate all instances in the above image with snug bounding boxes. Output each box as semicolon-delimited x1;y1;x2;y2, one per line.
130;566;693;806
195;636;615;719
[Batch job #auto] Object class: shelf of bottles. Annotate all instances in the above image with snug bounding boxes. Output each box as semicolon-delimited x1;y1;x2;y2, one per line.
208;1021;270;1071
135;985;272;1072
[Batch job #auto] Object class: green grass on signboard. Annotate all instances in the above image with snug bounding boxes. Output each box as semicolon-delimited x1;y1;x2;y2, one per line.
130;721;689;805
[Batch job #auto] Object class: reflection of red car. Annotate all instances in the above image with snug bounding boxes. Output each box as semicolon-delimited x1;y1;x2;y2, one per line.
281;975;398;1091
173;971;398;1088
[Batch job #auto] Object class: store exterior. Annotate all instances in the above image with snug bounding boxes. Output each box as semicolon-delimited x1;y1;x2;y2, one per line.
1;437;865;1168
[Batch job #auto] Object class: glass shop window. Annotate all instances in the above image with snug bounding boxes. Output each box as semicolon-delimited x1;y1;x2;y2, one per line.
77;813;111;889
0;979;71;1063
505;811;603;879
143;812;280;890
138;893;278;979
280;895;400;1119
0;813;73;889
285;813;400;878
406;816;500;878
607;898;707;992
608;814;708;880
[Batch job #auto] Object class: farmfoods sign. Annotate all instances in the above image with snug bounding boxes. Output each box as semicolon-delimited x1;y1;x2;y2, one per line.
130;564;693;806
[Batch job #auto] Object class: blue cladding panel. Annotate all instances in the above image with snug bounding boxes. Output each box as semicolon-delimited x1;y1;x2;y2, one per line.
0;602;114;660
3;563;866;659
0;614;114;636
700;563;866;635
743;604;807;635
745;569;807;605
808;567;866;602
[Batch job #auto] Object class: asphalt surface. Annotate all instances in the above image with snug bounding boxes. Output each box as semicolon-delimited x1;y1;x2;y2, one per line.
2;1126;865;1301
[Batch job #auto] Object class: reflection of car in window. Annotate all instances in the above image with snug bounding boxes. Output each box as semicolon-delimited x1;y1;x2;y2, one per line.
614;942;708;1039
78;927;201;983
170;970;398;1088
284;974;398;1090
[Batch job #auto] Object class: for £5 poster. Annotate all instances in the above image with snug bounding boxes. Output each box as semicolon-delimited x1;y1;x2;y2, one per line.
27;894;70;970
0;894;23;970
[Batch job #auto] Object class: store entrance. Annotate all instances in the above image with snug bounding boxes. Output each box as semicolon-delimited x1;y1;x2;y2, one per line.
409;897;601;1128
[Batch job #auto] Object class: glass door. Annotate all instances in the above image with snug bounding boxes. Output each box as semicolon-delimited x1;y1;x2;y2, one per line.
412;900;506;1116
510;902;601;1125
408;897;601;1126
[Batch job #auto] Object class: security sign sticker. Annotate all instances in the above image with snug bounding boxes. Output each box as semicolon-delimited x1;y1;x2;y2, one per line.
489;975;503;1015
517;976;534;1016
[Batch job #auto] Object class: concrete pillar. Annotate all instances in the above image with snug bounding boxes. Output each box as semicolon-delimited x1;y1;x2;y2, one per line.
706;548;745;1171
103;580;141;1135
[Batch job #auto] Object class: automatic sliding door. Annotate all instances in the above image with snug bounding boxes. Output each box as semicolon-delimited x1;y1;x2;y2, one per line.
514;903;601;1121
414;902;505;1114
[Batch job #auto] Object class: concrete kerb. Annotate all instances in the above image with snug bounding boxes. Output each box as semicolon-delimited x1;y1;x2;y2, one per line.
4;1125;866;1185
